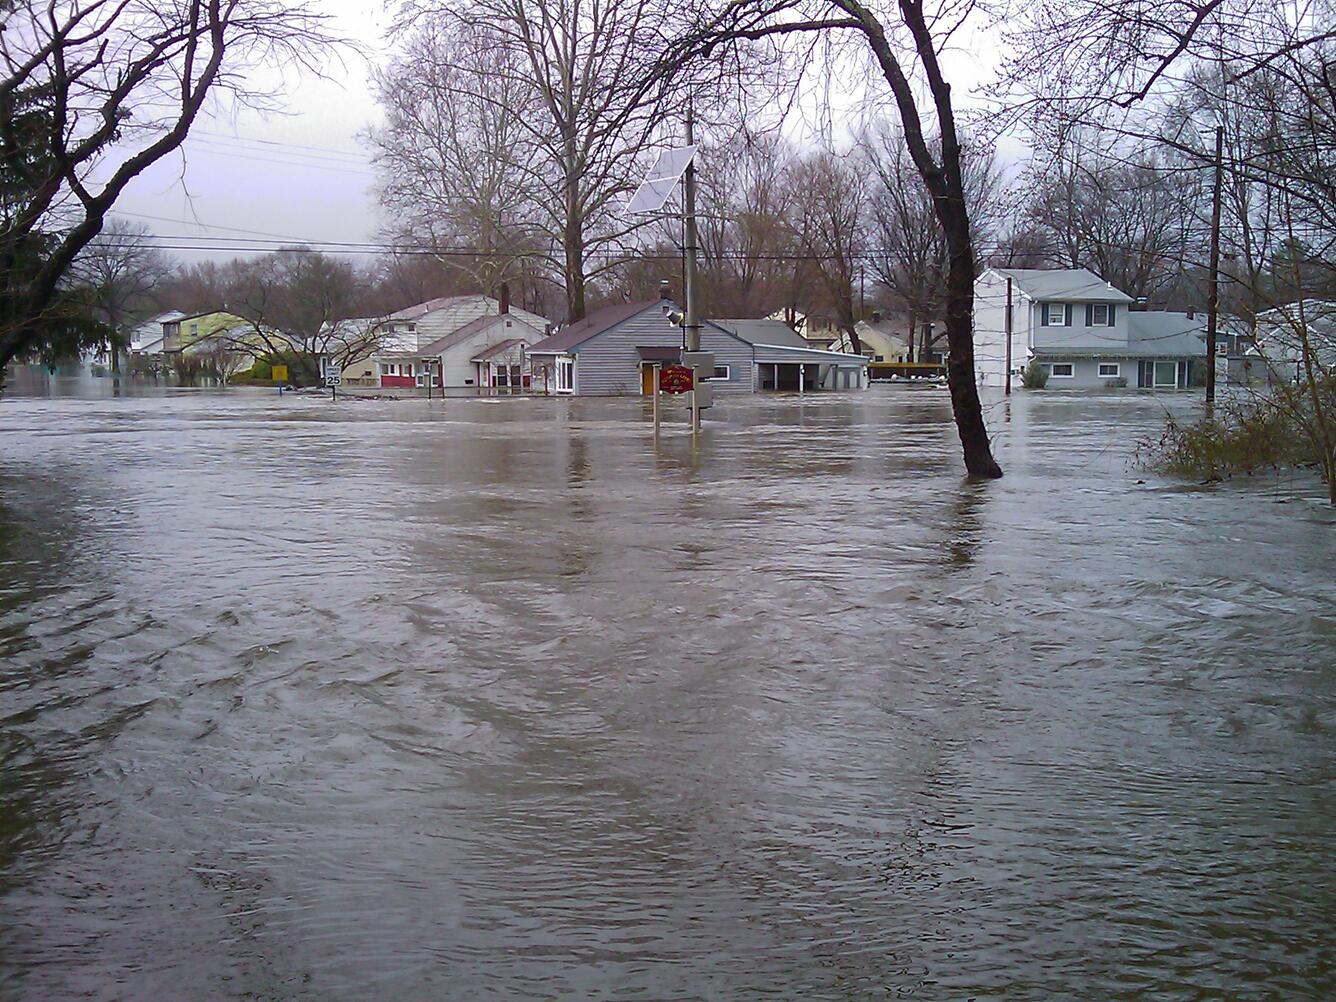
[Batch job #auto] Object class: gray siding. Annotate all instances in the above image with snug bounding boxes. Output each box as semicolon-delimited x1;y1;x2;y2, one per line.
1036;357;1190;389
572;309;754;395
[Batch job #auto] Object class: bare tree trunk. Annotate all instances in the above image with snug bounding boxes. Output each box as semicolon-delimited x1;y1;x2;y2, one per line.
854;0;1002;477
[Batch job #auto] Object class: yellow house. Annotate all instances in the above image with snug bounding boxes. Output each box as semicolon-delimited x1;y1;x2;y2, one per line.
163;310;247;352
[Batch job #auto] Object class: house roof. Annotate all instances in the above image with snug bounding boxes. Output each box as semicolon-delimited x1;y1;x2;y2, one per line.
751;343;871;365
991;268;1135;304
1033;311;1205;358
527;300;663;354
1127;311;1207;356
417;313;534;355
471;338;527;361
386;293;549;331
711;318;809;349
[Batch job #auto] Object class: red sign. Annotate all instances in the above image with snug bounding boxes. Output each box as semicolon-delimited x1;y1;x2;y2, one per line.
659;364;693;394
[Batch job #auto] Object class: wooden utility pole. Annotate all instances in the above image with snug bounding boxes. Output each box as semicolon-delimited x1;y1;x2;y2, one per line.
684;106;701;433
1206;125;1224;405
1005;276;1013;396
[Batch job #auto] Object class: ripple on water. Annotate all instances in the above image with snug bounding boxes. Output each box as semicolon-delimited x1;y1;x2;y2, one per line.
0;387;1334;999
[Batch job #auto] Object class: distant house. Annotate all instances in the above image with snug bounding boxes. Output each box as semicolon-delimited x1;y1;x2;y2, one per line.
162;310;247;353
974;268;1205;389
363;292;550;392
525;301;868;395
130;310;185;356
1252;300;1336;377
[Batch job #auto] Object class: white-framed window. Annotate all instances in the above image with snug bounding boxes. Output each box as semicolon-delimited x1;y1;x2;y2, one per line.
1091;303;1110;326
873;354;884;362
1098;362;1121;378
1044;303;1068;326
1048;362;1075;377
707;365;731;381
557;358;574;393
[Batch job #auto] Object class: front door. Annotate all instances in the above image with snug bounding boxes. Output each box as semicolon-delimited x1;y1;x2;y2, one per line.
641;364;655;395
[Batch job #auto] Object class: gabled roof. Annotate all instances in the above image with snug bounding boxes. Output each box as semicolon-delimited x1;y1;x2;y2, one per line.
386;293;550;331
527;300;664;354
989;268;1135;304
712;318;809;349
471;338;527;361
418;313;538;355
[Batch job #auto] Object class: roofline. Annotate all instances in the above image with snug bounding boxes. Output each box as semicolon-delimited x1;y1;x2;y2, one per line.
751;343;871;362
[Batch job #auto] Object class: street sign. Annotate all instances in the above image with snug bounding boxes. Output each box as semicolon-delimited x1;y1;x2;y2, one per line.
659;364;693;394
271;364;288;382
682;351;714;372
324;363;342;388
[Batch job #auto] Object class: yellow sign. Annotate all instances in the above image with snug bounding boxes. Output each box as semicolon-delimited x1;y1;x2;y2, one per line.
272;364;288;382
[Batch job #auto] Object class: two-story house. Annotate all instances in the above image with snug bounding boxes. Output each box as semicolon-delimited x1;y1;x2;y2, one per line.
362;291;551;392
973;268;1206;390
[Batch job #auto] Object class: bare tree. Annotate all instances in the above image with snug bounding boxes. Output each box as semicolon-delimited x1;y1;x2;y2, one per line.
215;249;389;384
864;122;1003;359
791;149;868;353
695;131;806;318
69;219;172;369
370;22;549;304
385;0;687;323
1021;137;1205;305
0;0;333;373
678;0;1005;477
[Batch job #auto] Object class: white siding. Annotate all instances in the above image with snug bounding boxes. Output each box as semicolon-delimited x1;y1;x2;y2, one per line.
438;317;543;387
973;270;1026;388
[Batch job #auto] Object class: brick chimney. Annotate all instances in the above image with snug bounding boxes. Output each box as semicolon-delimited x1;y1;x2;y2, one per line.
659;280;672;300
498;282;510;315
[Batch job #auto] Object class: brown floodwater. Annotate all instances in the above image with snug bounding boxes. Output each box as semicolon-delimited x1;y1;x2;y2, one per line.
1;382;1334;1000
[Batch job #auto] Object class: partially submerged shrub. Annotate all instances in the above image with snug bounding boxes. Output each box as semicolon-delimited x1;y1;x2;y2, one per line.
1022;362;1049;389
1137;377;1336;489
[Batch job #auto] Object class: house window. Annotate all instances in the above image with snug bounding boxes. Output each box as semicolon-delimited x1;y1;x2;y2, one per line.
1044;303;1068;326
707;365;731;380
873;354;884;362
1098;362;1121;378
557;358;574;392
1048;362;1075;377
1091;304;1110;326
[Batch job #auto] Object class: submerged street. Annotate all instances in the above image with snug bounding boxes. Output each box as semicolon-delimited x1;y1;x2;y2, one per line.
2;386;1334;999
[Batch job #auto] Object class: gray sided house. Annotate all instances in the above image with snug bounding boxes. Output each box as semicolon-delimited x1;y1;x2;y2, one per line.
525;304;868;395
973;268;1205;390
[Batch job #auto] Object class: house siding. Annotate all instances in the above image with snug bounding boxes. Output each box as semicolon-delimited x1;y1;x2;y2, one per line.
571;310;753;396
438;317;542;388
1038;357;1191;389
972;270;1023;388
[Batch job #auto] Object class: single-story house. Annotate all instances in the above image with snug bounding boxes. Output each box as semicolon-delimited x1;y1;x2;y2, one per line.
362;292;551;392
973;268;1206;389
525;300;869;395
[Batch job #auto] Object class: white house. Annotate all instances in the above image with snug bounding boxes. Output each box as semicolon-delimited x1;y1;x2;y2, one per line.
361;292;551;392
973;268;1206;390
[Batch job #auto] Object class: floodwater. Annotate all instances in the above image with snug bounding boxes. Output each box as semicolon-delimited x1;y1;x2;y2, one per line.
1;382;1334;1000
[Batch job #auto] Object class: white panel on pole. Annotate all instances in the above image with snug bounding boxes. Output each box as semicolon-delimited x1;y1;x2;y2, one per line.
625;145;697;215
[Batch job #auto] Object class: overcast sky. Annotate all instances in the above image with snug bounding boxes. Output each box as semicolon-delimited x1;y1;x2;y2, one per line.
113;0;391;258
109;3;1018;263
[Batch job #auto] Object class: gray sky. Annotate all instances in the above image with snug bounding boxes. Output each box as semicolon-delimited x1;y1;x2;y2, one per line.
113;1;390;258
109;3;1019;263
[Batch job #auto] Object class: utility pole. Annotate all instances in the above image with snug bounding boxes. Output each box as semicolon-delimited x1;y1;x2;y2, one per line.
1206;124;1224;405
684;104;701;433
1005;276;1013;396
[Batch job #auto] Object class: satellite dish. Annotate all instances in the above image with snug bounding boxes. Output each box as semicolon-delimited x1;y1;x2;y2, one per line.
626;145;697;215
